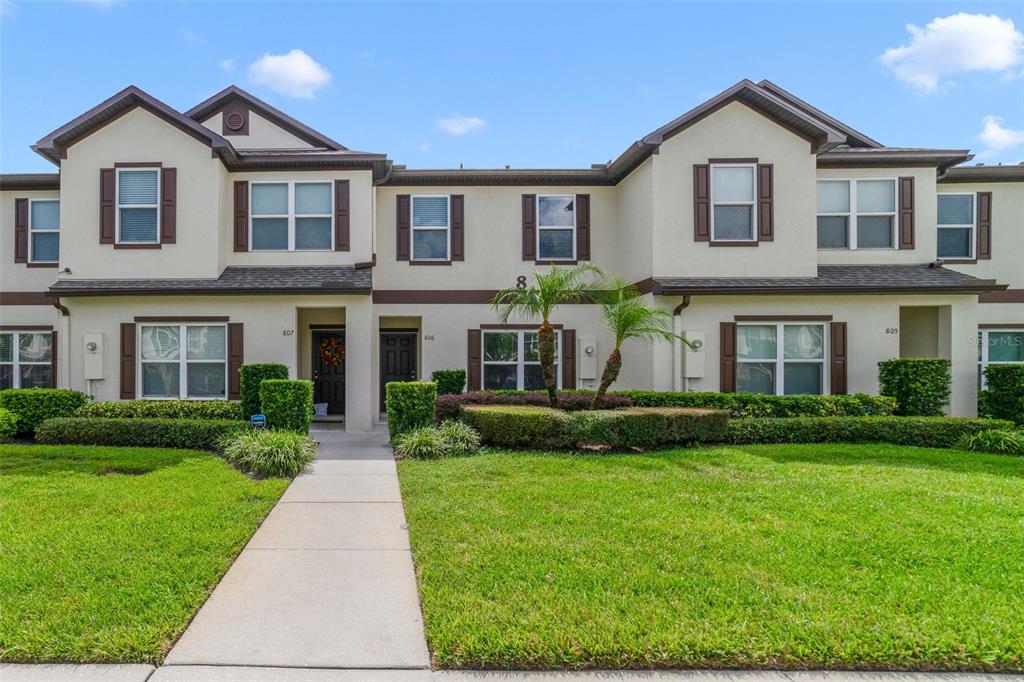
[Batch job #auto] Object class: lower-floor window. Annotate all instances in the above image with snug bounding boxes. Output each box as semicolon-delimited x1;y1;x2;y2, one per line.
736;323;826;395
978;329;1024;389
0;331;52;389
140;323;227;398
482;330;559;390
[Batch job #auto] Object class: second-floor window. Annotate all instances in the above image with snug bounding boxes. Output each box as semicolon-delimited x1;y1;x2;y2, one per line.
30;199;59;263
411;196;450;261
736;323;826;395
816;179;896;249
482;330;560;390
711;164;756;242
117;168;160;244
140;323;227;399
937;193;975;259
537;195;575;260
251;182;333;251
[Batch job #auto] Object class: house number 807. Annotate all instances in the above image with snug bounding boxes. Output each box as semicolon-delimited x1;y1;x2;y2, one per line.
282;329;295;336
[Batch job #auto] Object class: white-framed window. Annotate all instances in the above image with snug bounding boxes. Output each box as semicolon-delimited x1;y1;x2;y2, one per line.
537;195;576;260
251;181;333;251
736;323;826;395
937;193;975;259
711;164;757;242
411;195;450;261
978;329;1024;390
0;331;52;389
117;168;160;244
29;199;59;263
139;323;227;399
816;179;896;249
482;330;560;390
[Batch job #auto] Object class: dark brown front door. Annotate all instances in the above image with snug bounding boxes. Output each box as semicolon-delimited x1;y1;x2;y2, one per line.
312;330;345;415
380;332;417;410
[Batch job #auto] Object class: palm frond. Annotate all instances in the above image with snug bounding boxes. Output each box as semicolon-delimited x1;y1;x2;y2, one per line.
491;263;606;324
600;280;683;348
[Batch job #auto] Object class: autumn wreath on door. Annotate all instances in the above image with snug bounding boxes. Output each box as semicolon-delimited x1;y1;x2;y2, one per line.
319;337;346;365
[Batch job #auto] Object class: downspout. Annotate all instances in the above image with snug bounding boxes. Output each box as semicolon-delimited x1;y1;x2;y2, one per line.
672;295;690;392
51;297;70;393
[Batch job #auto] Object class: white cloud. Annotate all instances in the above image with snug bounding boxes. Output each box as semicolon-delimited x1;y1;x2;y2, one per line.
436;114;486;136
880;13;1024;92
247;49;331;99
219;59;235;74
979;115;1024;153
180;28;196;43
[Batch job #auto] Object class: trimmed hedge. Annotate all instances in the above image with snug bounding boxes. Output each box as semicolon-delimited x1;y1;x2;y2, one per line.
726;416;1014;448
435;391;632;422
35;417;247;450
878;358;951;416
240;363;289;419
260;379;313;433
0;388;89;436
76;399;242;420
386;381;437;439
461;405;728;450
0;407;17;439
431;369;467;395
980;364;1024;424
615;391;896;418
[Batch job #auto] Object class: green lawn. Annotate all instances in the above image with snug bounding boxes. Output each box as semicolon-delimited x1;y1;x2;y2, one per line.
398;444;1024;671
0;444;288;663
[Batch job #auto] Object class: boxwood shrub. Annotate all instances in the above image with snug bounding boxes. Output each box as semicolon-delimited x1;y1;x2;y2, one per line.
616;390;896;418
239;363;289;419
0;407;17;440
726;416;1013;448
76;399;242;420
461;404;728;450
430;369;467;395
0;388;89;436
980;364;1024;424
260;379;314;433
435;391;632;422
878;358;951;416
35;417;247;450
386;381;437;440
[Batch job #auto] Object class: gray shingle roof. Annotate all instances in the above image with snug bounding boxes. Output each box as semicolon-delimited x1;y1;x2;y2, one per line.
48;266;372;296
654;264;1005;296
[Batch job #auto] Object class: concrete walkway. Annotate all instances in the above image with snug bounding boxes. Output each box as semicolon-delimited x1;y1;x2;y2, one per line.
163;424;430;670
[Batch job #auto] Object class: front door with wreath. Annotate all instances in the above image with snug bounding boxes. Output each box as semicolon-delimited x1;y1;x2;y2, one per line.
312;330;346;415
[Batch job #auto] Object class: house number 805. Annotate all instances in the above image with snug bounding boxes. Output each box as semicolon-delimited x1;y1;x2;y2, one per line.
885;328;898;335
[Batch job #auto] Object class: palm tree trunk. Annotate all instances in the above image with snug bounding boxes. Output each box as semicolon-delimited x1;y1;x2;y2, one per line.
538;322;559;408
592;347;622;409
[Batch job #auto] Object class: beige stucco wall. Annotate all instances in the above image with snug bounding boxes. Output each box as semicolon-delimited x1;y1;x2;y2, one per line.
650;101;818;278
940;180;1023;288
202;110;316;150
615;159;654;284
0;189;62;293
296;306;347;379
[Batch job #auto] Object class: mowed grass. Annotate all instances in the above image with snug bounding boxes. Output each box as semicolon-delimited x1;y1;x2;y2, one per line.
0;444;288;663
398;444;1024;671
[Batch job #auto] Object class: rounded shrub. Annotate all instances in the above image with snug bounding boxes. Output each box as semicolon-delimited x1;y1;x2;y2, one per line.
0;407;17;440
386;381;437;440
259;379;314;433
878;358;952;416
980;364;1024;425
955;429;1024;456
239;363;289;419
430;369;467;395
221;429;318;477
0;388;89;437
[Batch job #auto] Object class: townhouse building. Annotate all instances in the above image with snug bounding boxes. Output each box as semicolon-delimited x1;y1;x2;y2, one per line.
1;80;1020;430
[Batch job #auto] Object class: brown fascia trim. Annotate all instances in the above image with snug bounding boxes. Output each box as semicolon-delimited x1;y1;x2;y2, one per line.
979;323;1024;329
653;283;1008;297
49;287;372;297
382;168;613;187
735;314;833;321
0;173;60;191
373;290;497;304
817;150;972;171
980;289;1024;303
0;292;51;305
940;259;977;265
0;324;54;330
633;278;655;295
940;166;1024;183
354;256;376;269
756;80;883;148
134;315;230;322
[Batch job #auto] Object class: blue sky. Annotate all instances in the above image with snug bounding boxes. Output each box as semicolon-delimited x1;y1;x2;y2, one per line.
2;1;1023;172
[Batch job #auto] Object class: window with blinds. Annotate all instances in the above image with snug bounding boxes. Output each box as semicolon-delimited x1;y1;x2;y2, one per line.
29;199;59;262
937;194;975;259
117;169;159;243
411;196;450;261
140;324;227;399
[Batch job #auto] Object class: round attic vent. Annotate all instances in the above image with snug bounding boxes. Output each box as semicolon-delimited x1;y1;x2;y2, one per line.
225;111;246;132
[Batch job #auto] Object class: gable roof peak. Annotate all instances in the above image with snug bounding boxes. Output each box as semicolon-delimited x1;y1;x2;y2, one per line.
755;79;882;148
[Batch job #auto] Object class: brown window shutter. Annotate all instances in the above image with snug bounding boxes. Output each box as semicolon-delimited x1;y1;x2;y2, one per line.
228;322;244;400
160;167;176;244
693;164;710;242
335;180;350;251
830;321;848;395
575;194;591;260
100;168;116;244
976;191;992;260
898;177;914;249
467;329;482;390
757;164;773;241
522;194;536;260
120;322;136;399
720;321;736;392
561;329;576;390
233;181;249;252
396;194;410;261
14;198;28;263
50;330;58;388
451;195;465;261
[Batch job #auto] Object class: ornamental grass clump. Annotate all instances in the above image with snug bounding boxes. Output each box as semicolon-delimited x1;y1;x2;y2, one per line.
393;420;481;460
220;429;318;477
955;429;1024;456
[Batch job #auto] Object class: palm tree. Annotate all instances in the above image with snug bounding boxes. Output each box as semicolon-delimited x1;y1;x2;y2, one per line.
593;280;689;408
492;264;605;407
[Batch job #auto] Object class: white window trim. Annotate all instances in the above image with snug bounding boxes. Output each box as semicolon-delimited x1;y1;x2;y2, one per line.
249;181;334;252
0;331;52;389
937;192;976;260
815;178;897;250
28;198;59;263
410;195;451;262
710;163;757;243
536;195;577;261
138;323;228;400
481;329;562;390
978;328;1024;390
116;167;161;245
736;322;828;396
